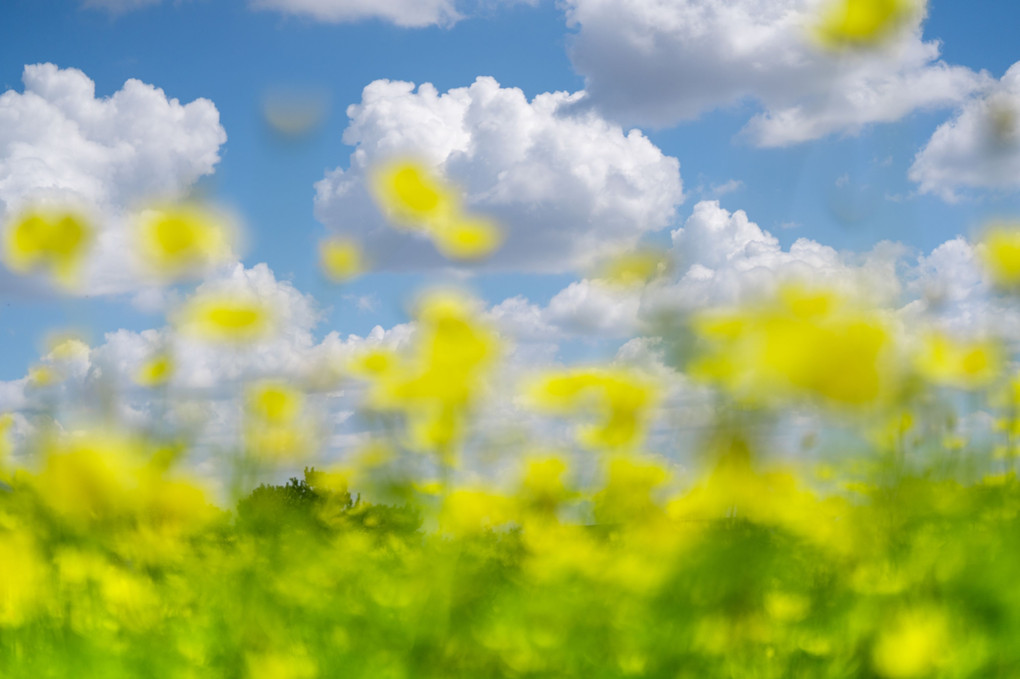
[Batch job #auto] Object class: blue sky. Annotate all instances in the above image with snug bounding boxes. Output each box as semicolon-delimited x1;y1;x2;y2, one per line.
2;0;1020;468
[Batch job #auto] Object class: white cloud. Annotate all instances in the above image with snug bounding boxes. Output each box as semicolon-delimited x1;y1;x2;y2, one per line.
910;61;1020;201
248;0;538;27
0;63;228;296
560;0;990;146
314;76;683;273
80;0;162;12
249;0;461;27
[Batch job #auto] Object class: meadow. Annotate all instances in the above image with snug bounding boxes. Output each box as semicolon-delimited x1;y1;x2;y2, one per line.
3;155;1020;679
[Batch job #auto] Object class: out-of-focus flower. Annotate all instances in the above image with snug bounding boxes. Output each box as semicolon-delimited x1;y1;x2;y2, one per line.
980;221;1020;289
27;364;57;387
176;291;273;343
593;248;671;288
914;331;1002;390
244;380;315;460
0;413;13;467
369;158;502;261
2;207;93;286
0;530;47;626
813;0;920;50
690;284;896;407
361;291;498;459
319;236;364;282
370;158;458;228
528;367;658;452
135;354;174;387
871;607;949;678
134;204;233;280
247;381;302;425
431;214;502;261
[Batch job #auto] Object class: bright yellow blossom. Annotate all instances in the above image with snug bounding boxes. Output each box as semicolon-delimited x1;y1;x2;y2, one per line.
135;204;233;279
3;207;93;286
362;291;498;458
872;608;949;678
370;158;458;228
690;284;896;407
914;331;1002;390
431;214;502;260
528;367;658;451
135;354;174;387
177;291;273;343
814;0;920;50
980;221;1020;289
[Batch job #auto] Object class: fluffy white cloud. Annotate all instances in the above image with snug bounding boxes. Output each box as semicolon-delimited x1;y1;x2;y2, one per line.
248;0;538;27
560;0;989;146
0;63;228;296
314;76;683;272
910;61;1020;201
249;0;460;27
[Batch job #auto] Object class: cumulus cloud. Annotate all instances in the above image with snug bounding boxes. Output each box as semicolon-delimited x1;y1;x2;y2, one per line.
314;76;683;273
560;0;989;146
910;61;1020;201
0;63;227;296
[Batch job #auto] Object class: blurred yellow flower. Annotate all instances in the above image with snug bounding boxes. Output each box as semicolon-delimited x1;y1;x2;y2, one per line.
244;380;314;460
362;291;498;457
3;207;93;286
980;221;1020;289
370;158;457;227
177;291;273;343
0;413;13;467
135;204;232;279
135;354;174;387
594;248;671;288
369;158;503;261
914;331;1002;390
814;0;920;49
319;236;364;282
528;368;658;451
690;285;895;407
872;608;949;678
246;381;302;425
431;214;502;260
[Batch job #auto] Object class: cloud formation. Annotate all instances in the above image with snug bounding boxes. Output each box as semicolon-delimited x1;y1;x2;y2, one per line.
0;63;227;296
314;76;684;273
910;61;1020;201
560;0;989;146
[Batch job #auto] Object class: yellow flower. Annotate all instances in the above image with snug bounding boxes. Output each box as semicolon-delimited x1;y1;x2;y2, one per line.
814;0;920;50
244;380;314;460
914;331;1002;390
872;608;949;678
135;354;174;387
176;291;273;343
528;368;658;451
369;158;503;261
363;291;498;457
3;207;93;286
246;381;302;425
594;248;671;288
319;236;364;282
980;221;1020;289
369;158;458;228
431;214;502;260
690;284;896;407
134;204;233;279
